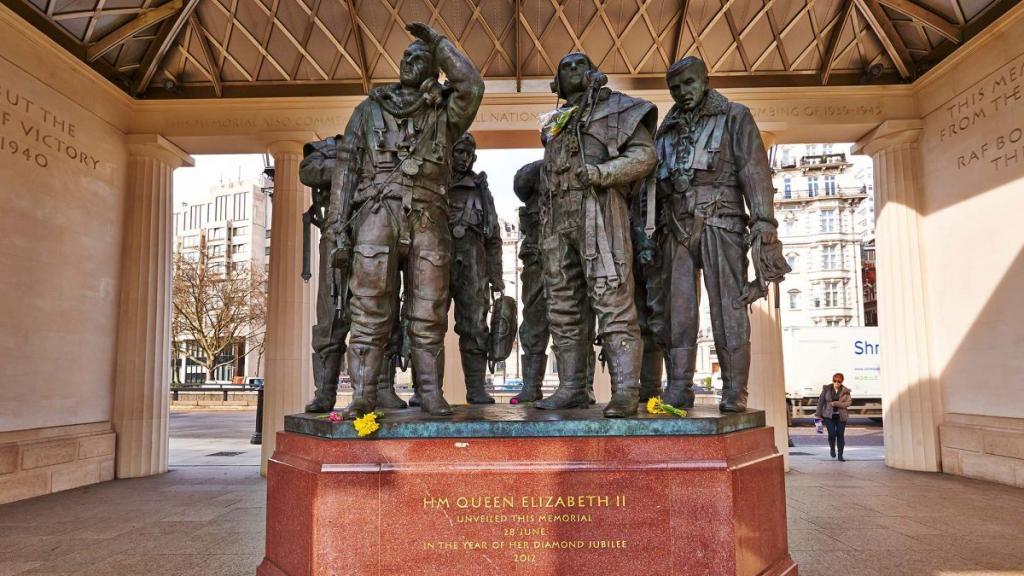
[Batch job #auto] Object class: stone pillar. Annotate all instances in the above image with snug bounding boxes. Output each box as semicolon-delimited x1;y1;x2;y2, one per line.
853;120;942;472
261;141;316;474
112;135;193;478
748;131;789;468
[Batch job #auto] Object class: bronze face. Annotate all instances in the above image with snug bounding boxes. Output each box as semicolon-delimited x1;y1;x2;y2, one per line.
556;53;593;99
451;141;476;175
667;64;708;112
400;41;436;87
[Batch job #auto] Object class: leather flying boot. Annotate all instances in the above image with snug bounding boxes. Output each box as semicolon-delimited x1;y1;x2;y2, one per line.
411;347;453;416
376;355;408;409
662;346;696;409
535;343;589;410
603;336;642;418
463;351;495;404
719;343;750;413
638;340;665;403
511;354;546;403
305;353;342;413
342;345;381;419
407;365;421;407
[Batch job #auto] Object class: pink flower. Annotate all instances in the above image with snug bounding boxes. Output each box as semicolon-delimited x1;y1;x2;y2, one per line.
328;412;342;423
510;398;519;405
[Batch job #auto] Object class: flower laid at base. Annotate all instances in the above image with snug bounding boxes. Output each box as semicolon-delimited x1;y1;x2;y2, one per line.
646;397;688;417
353;411;384;437
319;411;384;437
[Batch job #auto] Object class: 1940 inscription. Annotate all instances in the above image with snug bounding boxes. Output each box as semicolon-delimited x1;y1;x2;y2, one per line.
0;84;105;172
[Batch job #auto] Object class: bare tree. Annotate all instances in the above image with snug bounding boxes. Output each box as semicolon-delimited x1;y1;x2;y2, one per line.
172;252;267;383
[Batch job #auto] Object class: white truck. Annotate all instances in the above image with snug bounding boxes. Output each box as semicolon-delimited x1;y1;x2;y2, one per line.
782;326;882;421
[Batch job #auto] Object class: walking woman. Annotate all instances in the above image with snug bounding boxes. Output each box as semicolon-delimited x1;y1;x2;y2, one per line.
816;373;852;461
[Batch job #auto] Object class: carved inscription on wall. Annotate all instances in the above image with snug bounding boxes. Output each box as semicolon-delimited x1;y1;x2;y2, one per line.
0;83;105;171
926;51;1024;174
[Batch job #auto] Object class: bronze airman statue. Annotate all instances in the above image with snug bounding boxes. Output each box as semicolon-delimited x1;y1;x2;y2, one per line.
653;56;788;412
535;52;658;418
448;133;504;404
324;22;484;419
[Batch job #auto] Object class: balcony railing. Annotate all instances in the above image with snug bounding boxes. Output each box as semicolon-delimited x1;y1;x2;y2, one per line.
775;186;867;201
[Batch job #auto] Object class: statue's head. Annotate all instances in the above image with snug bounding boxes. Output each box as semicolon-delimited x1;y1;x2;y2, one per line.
550;52;604;100
666;56;709;111
452;132;477;174
400;39;439;88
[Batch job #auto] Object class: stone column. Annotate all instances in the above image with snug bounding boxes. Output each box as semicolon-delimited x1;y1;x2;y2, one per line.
853;120;942;472
112;135;193;478
261;141;316;474
747;131;789;468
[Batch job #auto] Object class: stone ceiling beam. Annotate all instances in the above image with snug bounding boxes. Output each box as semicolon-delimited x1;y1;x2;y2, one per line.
131;0;200;95
821;0;855;85
877;0;961;42
854;0;915;80
87;0;183;62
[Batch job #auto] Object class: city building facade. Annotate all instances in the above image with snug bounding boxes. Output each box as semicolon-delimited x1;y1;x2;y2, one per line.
171;174;273;384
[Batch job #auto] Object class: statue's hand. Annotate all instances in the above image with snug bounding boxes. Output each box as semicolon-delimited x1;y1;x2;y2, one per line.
491;279;506;294
749;220;778;245
330;238;352;270
576;164;602;188
406;22;441;47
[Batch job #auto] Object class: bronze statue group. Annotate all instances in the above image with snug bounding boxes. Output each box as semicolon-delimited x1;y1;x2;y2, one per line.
299;22;788;421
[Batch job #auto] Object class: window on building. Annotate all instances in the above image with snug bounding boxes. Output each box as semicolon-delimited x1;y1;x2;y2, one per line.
783;178;792;198
786;252;799;272
808;176;820;197
824;175;837;196
208;244;225;257
805;144;819;156
824;280;840;307
821;245;838;270
182;236;199;248
265;246;271;257
232;243;248;255
232;225;249;237
823;144;833;154
820;209;836;233
208;227;225;240
781;148;793;166
788;290;800;310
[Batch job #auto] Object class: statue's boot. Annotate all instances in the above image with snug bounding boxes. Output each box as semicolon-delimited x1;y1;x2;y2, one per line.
586;346;597;405
535;343;590;410
463;351;495;404
719;344;751;413
662;346;696;409
511;354;546;403
638;342;665;403
341;345;381;419
411;348;453;416
603;336;642;418
376;356;408;409
305;352;342;413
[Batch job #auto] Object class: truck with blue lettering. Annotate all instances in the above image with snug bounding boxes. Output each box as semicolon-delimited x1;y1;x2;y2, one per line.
782;326;882;421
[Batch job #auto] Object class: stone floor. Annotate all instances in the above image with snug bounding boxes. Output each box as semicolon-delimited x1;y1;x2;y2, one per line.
0;412;1021;576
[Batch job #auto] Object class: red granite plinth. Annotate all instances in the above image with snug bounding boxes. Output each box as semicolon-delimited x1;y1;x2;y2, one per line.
258;424;796;576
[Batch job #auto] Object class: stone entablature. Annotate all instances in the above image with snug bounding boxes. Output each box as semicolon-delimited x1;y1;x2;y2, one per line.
941;414;1024;488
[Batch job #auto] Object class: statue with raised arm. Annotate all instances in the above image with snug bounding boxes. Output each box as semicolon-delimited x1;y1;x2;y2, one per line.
535;52;658;418
323;22;484;419
447;132;504;404
653;56;789;413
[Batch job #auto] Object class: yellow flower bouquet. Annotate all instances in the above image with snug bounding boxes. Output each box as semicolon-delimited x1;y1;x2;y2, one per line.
646;397;688;417
353;411;384;438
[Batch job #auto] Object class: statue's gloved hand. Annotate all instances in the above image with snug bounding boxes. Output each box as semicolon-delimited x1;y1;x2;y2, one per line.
748;220;778;245
576;164;602;188
330;238;352;270
736;280;766;308
406;22;442;48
